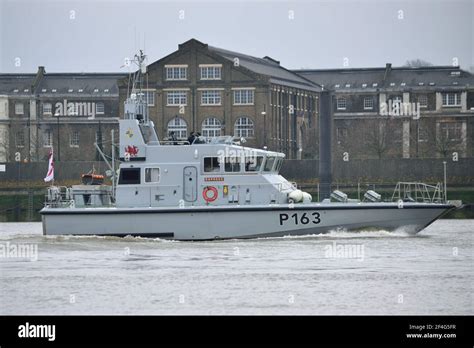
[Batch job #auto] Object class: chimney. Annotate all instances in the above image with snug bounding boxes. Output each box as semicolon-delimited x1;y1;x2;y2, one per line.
32;66;46;93
383;63;392;84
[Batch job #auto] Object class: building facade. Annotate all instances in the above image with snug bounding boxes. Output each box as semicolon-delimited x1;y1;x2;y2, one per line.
118;39;322;159
296;64;474;160
0;68;126;163
2;41;474;166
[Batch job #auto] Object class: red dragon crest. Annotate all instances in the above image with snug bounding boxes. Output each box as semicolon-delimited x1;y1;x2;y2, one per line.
125;145;139;157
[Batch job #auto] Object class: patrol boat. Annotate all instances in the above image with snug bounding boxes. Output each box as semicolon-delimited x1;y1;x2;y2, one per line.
40;52;455;240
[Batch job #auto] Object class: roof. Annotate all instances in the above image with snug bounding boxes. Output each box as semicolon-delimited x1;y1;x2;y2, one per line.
205;43;322;92
294;65;474;91
0;72;127;95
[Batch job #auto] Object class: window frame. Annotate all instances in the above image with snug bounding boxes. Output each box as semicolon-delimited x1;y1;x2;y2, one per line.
95;102;105;115
167;117;188;140
118;168;141;185
166;90;187;106
234;117;254;138
203;156;222;173
43;130;53;148
200;65;222;80
15;103;24;115
442;92;461;107
201;117;222;137
144;167;161;184
69;130;80;148
165;65;187;81
336;97;347;111
42;102;52;115
363;97;374;110
201;90;222;106
233;89;255;105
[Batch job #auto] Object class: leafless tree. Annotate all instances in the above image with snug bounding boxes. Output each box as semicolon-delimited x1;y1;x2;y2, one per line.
365;119;388;159
404;59;434;67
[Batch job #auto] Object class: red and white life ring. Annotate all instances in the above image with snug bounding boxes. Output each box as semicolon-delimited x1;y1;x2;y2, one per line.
203;186;218;203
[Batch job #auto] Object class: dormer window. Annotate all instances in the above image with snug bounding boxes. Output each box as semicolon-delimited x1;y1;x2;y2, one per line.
93;88;99;93
23;89;29;93
362;83;367;88
42;89;47;92
400;82;406;86
390;83;395;86
334;84;340;88
78;89;83;93
372;83;378;87
345;84;351;88
418;82;424;86
429;82;435;86
52;89;57;93
68;89;73;93
104;89;109;93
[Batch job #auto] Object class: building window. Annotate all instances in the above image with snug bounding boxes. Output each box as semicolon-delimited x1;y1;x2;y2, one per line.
233;89;254;105
165;66;187;80
167;91;187;106
201;117;221;137
43;130;52;147
42;103;52;115
439;122;462;141
363;97;374;110
336;127;347;141
418;95;428;107
15;131;25;148
145;168;160;183
391;96;402;105
201;90;221;105
167;117;187;140
200;65;222;80
15;103;24;115
132;90;155;106
336;97;346;110
70;130;80;147
95;131;103;146
234;117;254;138
95;102;105;114
418;126;429;142
442;92;461;107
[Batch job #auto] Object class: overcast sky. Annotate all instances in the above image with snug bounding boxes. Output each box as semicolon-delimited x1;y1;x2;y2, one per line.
0;0;473;73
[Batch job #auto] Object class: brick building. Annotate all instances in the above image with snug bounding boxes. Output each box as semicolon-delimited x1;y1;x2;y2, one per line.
118;39;322;159
0;68;126;163
296;64;474;160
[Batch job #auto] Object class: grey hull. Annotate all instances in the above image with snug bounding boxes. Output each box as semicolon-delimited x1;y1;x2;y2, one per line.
41;203;454;240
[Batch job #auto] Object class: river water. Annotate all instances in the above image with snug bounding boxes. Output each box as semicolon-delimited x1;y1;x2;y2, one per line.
0;220;472;315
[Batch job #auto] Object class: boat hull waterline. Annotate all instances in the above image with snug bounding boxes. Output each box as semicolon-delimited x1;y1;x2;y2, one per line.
41;203;454;240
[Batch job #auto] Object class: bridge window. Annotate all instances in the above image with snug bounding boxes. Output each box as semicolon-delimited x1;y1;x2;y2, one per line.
202;117;222;137
234;117;254;138
263;156;275;172
245;156;263;172
204;157;221;173
145;168;160;183
118;168;141;185
167;117;187;140
224;157;241;172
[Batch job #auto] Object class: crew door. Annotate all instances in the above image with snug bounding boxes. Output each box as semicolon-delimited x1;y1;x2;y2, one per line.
183;166;197;202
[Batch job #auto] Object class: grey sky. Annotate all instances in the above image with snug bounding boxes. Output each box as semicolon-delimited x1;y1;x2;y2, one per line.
1;0;472;73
